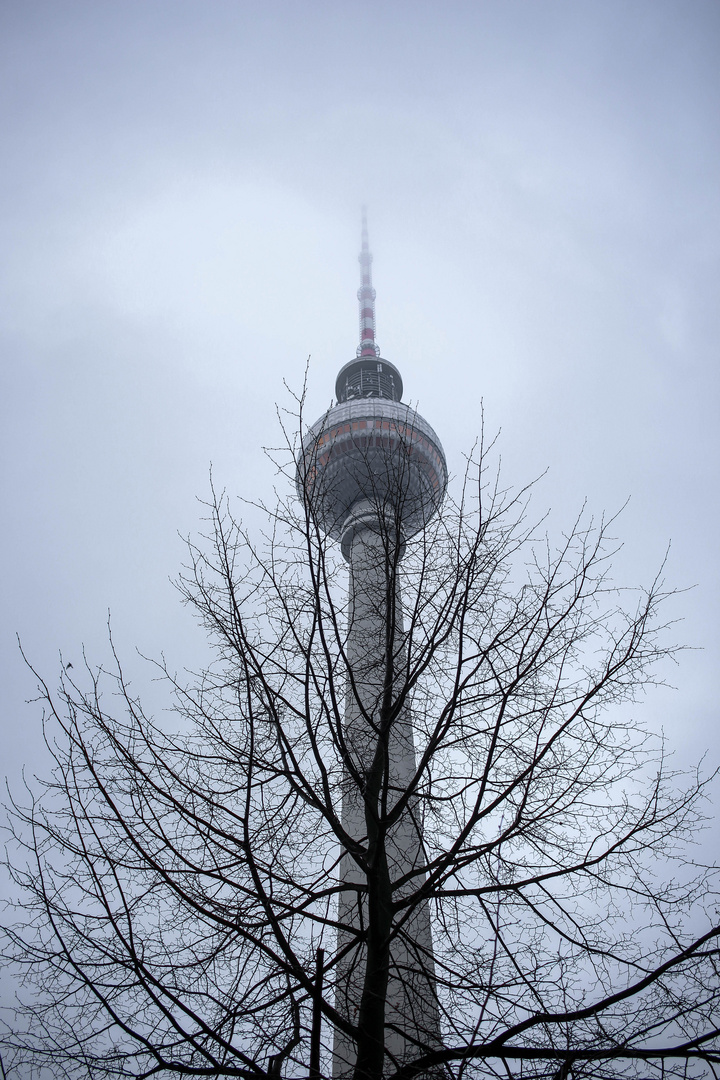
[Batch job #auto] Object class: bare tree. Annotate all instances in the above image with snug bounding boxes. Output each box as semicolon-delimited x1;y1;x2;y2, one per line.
1;396;718;1080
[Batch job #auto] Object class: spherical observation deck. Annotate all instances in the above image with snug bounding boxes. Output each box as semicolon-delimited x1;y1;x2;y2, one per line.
297;357;447;545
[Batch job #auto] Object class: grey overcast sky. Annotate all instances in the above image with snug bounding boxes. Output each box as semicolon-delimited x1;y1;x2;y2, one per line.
1;2;718;811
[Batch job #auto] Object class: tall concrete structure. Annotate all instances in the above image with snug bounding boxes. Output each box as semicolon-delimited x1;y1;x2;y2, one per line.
299;213;447;1076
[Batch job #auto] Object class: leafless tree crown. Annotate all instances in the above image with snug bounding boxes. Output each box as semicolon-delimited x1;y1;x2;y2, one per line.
1;396;718;1080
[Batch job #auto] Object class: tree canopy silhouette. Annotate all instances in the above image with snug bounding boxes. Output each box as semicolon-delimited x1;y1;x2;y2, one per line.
2;403;718;1080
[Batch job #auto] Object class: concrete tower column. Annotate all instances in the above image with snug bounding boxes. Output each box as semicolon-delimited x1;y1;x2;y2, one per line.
332;505;441;1078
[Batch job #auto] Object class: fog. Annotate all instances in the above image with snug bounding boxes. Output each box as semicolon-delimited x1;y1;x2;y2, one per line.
1;1;718;817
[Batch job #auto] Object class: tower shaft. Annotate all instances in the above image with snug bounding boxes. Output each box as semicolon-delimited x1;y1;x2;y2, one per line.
333;509;441;1078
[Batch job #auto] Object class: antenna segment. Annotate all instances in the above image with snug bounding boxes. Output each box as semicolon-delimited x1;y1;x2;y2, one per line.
357;207;380;358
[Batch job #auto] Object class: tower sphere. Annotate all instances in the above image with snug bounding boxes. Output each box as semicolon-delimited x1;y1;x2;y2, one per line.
298;364;447;545
297;216;446;551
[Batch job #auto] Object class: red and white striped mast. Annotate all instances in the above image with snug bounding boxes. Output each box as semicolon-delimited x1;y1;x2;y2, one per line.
357;207;380;358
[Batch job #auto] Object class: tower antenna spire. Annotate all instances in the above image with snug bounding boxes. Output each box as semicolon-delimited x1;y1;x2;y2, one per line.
357;206;380;358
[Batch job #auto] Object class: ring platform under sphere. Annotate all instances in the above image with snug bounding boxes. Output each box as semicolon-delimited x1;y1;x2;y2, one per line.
298;358;447;543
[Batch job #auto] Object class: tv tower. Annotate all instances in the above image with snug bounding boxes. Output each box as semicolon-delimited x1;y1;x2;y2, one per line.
298;211;447;1076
